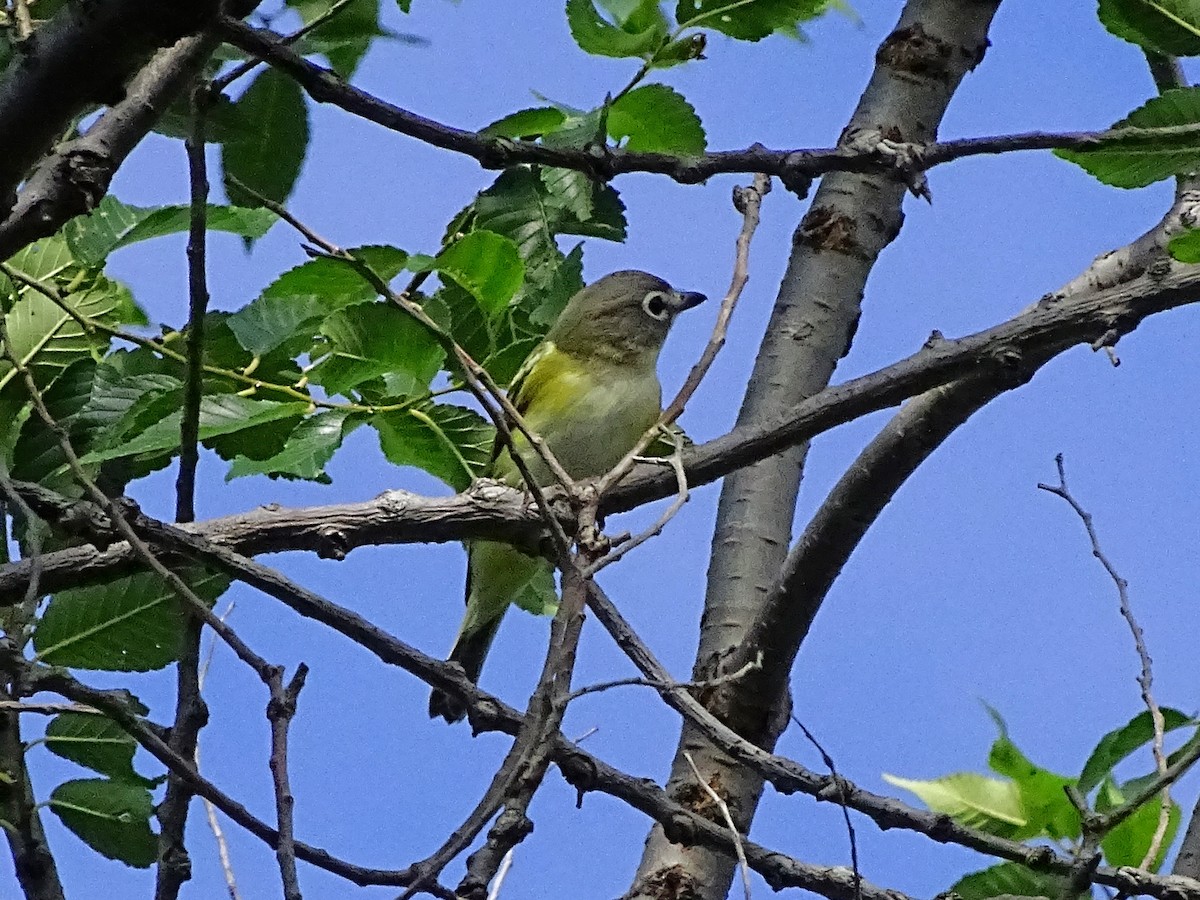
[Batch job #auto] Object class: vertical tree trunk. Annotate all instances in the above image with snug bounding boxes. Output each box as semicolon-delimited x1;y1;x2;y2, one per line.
628;3;1003;897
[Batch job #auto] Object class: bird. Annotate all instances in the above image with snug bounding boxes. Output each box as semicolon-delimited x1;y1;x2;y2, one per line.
428;270;706;723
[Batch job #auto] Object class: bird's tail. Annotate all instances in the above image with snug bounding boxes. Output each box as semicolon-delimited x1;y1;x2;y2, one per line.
427;618;501;723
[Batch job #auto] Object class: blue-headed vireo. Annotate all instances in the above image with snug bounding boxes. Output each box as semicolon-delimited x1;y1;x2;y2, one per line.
428;270;706;723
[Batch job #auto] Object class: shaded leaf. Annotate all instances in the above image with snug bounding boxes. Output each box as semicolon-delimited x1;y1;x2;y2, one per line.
227;409;360;482
223;68;309;207
566;0;666;57
49;779;156;868
309;303;444;395
951;862;1062;900
34;568;230;672
45;714;151;785
608;84;706;154
373;402;493;490
1097;777;1180;870
513;564;558;615
1098;0;1200;56
675;0;829;40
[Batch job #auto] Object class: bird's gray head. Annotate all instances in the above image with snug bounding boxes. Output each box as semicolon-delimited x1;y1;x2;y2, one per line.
547;270;706;362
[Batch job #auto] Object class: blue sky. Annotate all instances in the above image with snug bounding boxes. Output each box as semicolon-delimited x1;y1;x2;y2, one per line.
9;2;1200;898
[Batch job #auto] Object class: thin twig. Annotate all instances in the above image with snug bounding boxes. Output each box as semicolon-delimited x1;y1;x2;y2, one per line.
196;604;242;900
684;751;752;900
485;849;515;900
586;428;688;575
567;653;761;703
211;0;359;92
791;715;861;900
1038;454;1172;868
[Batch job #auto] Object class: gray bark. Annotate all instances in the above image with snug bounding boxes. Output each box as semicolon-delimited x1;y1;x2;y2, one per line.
627;3;1003;897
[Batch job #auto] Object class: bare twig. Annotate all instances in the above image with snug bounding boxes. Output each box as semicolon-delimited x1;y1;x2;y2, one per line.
485;849;515;900
214;18;1200;189
156;82;213;900
791;715;861;900
567;654;761;703
1038;454;1172;867
684;751;752;900
268;664;309;900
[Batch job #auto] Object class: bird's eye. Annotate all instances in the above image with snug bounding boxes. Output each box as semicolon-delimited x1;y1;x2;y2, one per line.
642;291;670;321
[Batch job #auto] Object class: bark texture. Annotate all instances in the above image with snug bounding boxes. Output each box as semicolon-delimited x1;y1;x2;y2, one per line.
627;4;1003;897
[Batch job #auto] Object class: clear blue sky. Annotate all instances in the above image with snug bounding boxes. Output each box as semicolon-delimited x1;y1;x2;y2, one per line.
12;2;1200;898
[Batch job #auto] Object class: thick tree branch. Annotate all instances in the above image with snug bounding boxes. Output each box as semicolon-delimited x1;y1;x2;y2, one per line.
216;16;1181;192
4;235;1200;602
0;0;222;216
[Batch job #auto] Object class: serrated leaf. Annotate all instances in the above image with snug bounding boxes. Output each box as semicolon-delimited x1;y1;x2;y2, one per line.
45;714;151;785
227;408;360;482
81;396;312;464
556;183;627;241
951;862;1062;900
1079;708;1194;793
882;772;1030;838
481;107;567;138
566;0;666;57
49;779;156;868
373;402;493;490
1057;87;1200;188
227;245;409;356
309;303;444;395
526;242;585;327
608;84;706;154
223;68;309;207
62;195;276;265
540;167;596;221
34;568;230;671
1096;777;1181;870
435;231;524;316
11;358;98;487
675;0;829;40
1098;0;1200;57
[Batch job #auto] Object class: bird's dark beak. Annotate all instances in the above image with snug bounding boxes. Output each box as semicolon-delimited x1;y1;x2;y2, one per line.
673;290;707;312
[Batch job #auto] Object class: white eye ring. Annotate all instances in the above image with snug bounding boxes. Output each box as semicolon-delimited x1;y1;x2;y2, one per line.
642;291;671;321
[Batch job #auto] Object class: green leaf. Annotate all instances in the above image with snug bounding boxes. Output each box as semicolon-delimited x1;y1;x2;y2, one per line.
481;107;567;138
951;862;1063;900
435;231;525;316
227;245;409;356
34;568;230;672
675;0;829;40
62;195;277;265
11;359;98;488
1098;0;1200;56
81;395;311;464
984;709;1079;840
882;772;1030;838
1057;87;1200;188
0;274;144;394
222;68;309;207
566;0;667;57
309;303;444;395
45;714;152;785
153;91;247;144
1168;226;1200;261
373;402;493;490
1079;708;1195;793
1097;777;1181;870
227;409;360;482
608;84;707;154
526;242;585;329
49;778;157;868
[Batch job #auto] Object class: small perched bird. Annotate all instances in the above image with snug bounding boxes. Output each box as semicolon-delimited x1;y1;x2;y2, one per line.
428;270;706;723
